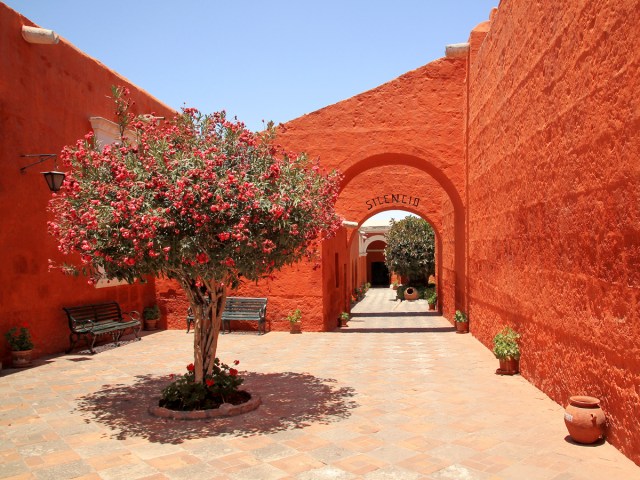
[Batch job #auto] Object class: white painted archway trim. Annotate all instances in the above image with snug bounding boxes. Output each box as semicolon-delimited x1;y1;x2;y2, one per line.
360;234;387;256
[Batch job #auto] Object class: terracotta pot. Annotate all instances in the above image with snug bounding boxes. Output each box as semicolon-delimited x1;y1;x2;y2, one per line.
404;287;419;301
496;357;519;375
144;319;159;331
564;395;606;444
455;321;469;333
289;323;301;334
340;319;349;327
392;284;399;290
12;349;33;368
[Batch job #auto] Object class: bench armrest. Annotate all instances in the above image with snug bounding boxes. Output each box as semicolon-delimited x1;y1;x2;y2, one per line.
124;310;141;322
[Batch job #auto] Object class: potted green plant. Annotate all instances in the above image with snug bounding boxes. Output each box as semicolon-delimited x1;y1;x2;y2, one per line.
391;281;399;291
493;326;520;375
339;311;350;327
454;310;468;333
5;324;34;367
427;291;437;310
143;305;160;331
287;309;302;334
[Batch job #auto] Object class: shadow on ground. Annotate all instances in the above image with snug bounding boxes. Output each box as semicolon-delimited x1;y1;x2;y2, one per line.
351;312;440;317
74;371;358;444
336;327;455;333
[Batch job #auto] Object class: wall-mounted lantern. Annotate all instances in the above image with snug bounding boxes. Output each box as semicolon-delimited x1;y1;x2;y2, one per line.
20;154;66;192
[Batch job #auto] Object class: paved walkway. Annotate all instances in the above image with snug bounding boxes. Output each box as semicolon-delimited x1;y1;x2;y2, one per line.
1;288;639;480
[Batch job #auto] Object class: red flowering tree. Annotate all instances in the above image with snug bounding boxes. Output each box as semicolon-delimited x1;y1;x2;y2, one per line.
49;87;341;383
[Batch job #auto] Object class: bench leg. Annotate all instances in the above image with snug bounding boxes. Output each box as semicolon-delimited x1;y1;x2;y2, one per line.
132;323;141;341
66;333;79;354
88;333;98;354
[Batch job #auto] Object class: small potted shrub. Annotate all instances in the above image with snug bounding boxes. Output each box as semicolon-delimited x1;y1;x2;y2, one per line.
391;281;399;290
454;310;469;333
493;326;520;375
287;309;302;334
5;324;34;367
143;305;160;331
339;311;350;327
427;291;437;310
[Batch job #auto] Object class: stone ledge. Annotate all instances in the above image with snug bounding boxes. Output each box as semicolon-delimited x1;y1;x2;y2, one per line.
148;393;261;420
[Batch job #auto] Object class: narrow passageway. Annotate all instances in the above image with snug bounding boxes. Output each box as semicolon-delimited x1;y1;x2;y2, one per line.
347;287;452;333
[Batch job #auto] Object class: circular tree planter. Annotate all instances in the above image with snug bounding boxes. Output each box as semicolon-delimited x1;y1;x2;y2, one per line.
149;392;261;420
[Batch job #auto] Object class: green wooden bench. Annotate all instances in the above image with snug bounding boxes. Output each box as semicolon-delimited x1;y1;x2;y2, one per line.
222;297;268;335
63;302;141;354
186;297;268;335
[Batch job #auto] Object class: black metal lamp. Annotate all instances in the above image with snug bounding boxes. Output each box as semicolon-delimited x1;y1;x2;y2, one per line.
42;170;66;192
20;154;66;192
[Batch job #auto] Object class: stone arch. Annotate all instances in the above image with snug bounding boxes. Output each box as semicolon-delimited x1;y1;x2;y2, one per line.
345;204;444;312
361;234;387;255
336;153;465;316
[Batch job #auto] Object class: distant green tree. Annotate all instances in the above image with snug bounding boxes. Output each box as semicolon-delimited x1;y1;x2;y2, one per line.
384;216;435;285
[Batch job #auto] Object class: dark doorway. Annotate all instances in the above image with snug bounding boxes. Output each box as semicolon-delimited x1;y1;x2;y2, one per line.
371;262;390;286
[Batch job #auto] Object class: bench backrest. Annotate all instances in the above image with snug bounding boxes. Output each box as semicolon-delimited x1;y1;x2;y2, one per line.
223;297;267;318
63;302;123;331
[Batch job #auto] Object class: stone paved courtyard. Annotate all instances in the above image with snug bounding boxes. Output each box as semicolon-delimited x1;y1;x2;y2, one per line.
1;288;638;479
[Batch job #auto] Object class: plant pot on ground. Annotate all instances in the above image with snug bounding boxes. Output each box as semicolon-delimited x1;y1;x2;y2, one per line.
427;291;437;310
287;309;302;334
454;309;468;333
143;305;161;331
339;311;350;327
5;325;34;367
493;326;520;375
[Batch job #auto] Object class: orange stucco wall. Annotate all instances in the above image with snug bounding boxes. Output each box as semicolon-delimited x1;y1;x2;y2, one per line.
0;4;174;362
276;57;468;322
465;0;640;464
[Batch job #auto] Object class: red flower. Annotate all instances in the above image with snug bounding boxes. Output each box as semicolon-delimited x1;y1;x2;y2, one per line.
186;363;195;372
205;378;215;387
233;360;239;365
229;368;238;377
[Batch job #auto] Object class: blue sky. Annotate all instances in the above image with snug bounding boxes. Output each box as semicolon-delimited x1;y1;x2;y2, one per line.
7;1;496;133
8;1;496;223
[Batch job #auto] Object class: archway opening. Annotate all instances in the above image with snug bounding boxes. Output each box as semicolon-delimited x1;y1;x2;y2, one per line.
320;156;462;330
346;209;441;313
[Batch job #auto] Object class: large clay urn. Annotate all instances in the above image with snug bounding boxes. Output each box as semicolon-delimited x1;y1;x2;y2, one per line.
403;287;419;301
564;396;606;444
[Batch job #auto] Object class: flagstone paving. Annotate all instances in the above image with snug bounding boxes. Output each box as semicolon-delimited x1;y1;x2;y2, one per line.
1;288;639;479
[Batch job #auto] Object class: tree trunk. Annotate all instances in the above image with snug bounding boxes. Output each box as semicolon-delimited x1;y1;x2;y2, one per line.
180;278;227;384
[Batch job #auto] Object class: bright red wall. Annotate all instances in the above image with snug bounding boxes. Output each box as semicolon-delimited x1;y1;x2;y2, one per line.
0;5;174;361
466;0;640;464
